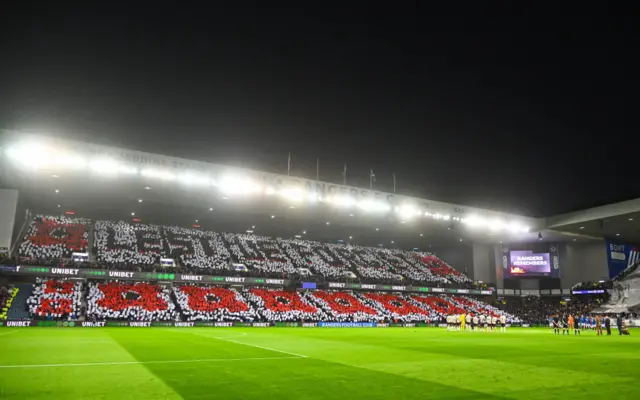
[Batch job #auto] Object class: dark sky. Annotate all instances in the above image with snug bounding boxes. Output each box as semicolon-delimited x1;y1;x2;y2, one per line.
1;4;636;217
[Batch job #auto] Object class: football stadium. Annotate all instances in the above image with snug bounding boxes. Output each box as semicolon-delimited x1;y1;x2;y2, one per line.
1;133;639;399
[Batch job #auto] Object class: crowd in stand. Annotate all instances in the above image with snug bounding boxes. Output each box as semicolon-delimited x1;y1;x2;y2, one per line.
94;220;163;267
11;216;481;288
18;215;90;265
174;285;257;322
496;295;609;325
169;286;519;324
27;278;83;320
86;281;177;321
1;285;16;320
5;272;520;322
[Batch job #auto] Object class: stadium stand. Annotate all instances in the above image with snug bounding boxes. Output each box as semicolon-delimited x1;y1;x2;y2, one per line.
174;285;257;322
11;216;479;287
304;290;381;322
94;220;164;269
18;215;90;265
86;281;177;321
244;288;328;322
3;277;520;322
27;279;83;320
165;226;231;272
1;285;17;320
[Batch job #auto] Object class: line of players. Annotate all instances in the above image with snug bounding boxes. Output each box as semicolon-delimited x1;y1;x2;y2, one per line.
446;313;508;332
551;314;631;336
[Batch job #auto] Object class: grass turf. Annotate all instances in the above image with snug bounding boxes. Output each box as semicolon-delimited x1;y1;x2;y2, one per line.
0;327;638;399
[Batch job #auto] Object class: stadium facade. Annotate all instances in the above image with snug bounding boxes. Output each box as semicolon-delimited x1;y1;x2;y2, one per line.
0;131;638;298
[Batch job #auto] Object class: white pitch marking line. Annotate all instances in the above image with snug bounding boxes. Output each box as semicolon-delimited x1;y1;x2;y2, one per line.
173;329;308;359
213;336;309;359
0;356;303;369
0;330;18;337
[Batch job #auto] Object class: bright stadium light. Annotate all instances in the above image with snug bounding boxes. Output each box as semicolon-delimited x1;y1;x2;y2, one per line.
5;142;49;169
279;187;306;203
218;175;261;195
141;168;176;181
462;214;485;228
488;219;505;231
329;194;357;208
118;165;139;175
51;151;87;170
357;199;391;213
178;172;212;186
89;158;122;175
397;204;420;220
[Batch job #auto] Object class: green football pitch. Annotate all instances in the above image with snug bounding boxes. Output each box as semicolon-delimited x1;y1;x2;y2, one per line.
0;327;638;399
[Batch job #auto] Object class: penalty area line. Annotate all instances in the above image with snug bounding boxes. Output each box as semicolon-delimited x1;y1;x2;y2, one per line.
0;356;303;369
0;330;19;337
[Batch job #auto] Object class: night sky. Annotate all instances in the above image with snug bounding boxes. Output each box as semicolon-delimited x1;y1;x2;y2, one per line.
1;5;636;217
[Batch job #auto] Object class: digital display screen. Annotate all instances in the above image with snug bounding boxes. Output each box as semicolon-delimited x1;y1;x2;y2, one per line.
571;289;605;295
507;250;551;276
302;282;317;289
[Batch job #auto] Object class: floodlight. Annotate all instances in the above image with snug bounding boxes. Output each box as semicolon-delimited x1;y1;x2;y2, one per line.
330;194;356;208
218;175;261;195
178;172;211;186
357;199;390;213
279;187;306;203
141;168;176;180
398;205;419;219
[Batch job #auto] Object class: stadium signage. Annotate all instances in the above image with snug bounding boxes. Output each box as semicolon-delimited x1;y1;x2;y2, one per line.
301;323;317;327
174;322;196;327
1;265;291;286
5;320;31;327
214;322;233;327
0;265;494;295
129;322;152;327
51;268;79;275
81;322;106;327
322;282;492;295
109;271;135;278
403;324;416;327
252;322;270;327
318;322;376;328
376;323;389;327
180;275;203;281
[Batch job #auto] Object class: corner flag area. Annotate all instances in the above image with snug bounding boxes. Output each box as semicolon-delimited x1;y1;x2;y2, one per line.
0;328;637;399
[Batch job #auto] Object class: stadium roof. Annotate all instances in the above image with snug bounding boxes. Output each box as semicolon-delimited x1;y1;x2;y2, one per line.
1;131;636;246
545;198;640;243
